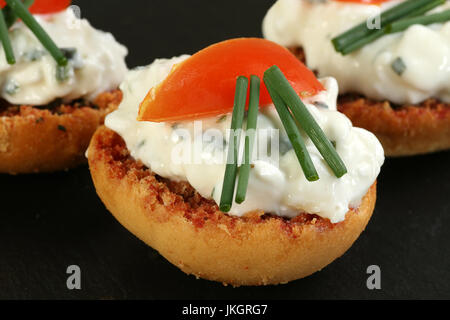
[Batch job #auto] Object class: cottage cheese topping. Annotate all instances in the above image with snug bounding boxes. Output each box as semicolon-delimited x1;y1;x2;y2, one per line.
0;8;128;105
105;56;384;223
263;0;450;104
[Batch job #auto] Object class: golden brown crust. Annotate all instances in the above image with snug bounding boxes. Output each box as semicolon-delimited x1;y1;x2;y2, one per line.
88;126;377;286
0;90;122;174
338;95;450;157
290;47;450;157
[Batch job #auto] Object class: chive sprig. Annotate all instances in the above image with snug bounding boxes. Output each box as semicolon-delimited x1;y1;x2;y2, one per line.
5;0;67;66
4;0;34;28
0;9;15;64
265;79;319;181
219;76;248;212
387;9;450;34
235;75;260;204
264;66;347;178
219;66;348;212
332;0;447;55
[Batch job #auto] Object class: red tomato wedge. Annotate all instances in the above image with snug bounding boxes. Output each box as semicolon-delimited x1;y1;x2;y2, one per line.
138;38;324;122
334;0;391;4
0;0;71;14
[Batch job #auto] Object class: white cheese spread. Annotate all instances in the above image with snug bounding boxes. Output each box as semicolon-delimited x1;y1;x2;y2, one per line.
263;0;450;104
0;8;128;105
104;56;384;223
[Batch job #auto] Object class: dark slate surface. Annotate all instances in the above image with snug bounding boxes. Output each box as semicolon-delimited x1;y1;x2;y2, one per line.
0;0;448;299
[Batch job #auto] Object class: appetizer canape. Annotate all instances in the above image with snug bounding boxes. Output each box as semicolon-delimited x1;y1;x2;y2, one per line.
263;0;450;156
0;0;127;174
88;38;384;286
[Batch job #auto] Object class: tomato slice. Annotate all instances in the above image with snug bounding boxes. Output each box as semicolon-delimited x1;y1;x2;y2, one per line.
138;38;324;122
0;0;71;14
334;0;392;4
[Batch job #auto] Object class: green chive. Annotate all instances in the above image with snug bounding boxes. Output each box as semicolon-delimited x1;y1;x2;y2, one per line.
338;0;446;55
332;0;444;53
219;76;248;212
4;0;35;28
264;78;319;182
5;0;67;66
338;28;386;55
405;0;447;18
387;9;450;34
264;66;347;178
235;75;260;204
0;10;15;64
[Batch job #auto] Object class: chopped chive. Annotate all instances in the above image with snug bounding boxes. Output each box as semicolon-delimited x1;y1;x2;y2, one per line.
264;78;319;182
0;10;15;64
4;79;19;94
264;66;347;178
137;140;146;148
332;0;444;53
4;0;35;28
5;0;68;66
387;9;450;34
391;57;407;76
219;76;248;212
235;75;260;204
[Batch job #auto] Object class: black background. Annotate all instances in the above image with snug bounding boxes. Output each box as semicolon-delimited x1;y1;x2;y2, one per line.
0;0;449;300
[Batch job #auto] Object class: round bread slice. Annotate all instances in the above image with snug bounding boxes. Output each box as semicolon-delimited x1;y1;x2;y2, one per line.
88;126;377;286
290;47;450;157
0;90;122;174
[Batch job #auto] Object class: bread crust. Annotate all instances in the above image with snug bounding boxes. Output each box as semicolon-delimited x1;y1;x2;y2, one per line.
290;47;450;157
88;126;377;286
0;90;122;174
338;95;450;157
